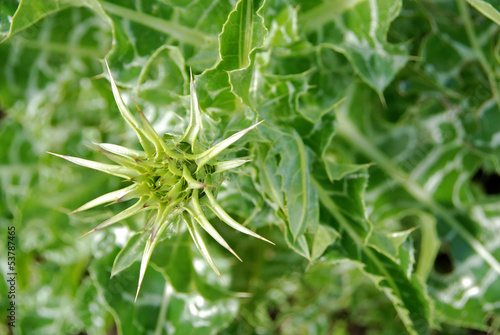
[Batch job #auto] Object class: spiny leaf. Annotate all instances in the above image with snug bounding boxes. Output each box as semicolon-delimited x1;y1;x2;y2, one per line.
261;127;318;241
182;164;207;189
89;145;142;170
180;69;202;152
81;197;148;237
105;60;156;156
183;213;222;279
136;203;171;301
71;185;137;214
166;179;184;202
168;159;183;176
94;142;147;160
150;202;177;243
196;120;263;170
136;236;154;301
115;184;149;203
135;102;179;159
49;152;140;179
186;190;242;262
204;187;274;245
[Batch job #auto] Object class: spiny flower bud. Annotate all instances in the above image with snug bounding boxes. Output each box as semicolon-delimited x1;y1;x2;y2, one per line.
50;61;273;300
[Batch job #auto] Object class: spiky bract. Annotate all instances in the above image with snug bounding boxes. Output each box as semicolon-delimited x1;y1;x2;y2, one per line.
51;61;272;300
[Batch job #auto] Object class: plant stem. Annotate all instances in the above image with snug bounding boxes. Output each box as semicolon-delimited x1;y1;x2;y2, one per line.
299;0;365;30
154;281;171;335
335;112;500;276
101;1;215;46
4;37;106;58
456;0;500;109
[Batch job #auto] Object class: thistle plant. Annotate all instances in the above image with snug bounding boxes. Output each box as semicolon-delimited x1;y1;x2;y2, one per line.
50;61;272;299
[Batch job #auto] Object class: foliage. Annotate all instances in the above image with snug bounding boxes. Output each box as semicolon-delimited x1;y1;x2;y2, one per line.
1;0;500;334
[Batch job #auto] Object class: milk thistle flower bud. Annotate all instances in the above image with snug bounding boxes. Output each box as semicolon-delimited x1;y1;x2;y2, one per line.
50;61;273;300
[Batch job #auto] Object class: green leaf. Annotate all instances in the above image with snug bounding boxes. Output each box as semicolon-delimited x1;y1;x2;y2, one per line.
253;145;285;210
197;0;267;113
304;0;409;95
313;172;432;335
333;39;500;327
263;4;300;47
324;159;373;182
148;226;193;293
368;228;418;277
137;45;187;104
1;0;112;43
90;241;238;335
310;224;339;260
0;1;18;40
101;0;230;85
252;126;319;247
467;0;500;25
273;127;319;240
336;96;500;275
219;0;267;70
284;232;311;260
111;231;148;278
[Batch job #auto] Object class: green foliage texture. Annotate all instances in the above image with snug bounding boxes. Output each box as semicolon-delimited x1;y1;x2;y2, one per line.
1;0;500;334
